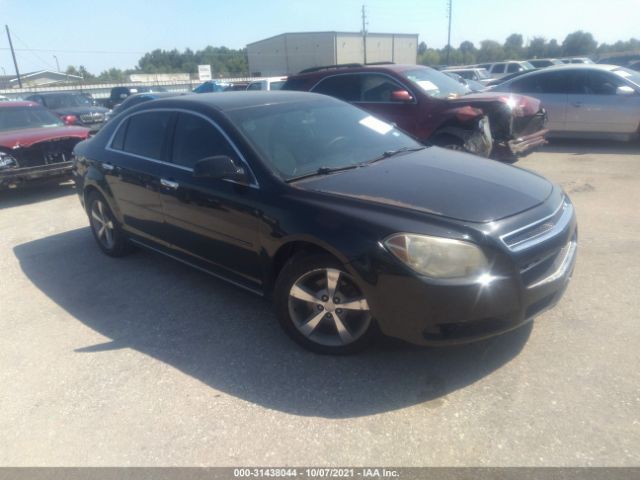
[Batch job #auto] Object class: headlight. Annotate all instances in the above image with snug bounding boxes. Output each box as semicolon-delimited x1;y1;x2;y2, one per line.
0;152;18;170
384;233;488;279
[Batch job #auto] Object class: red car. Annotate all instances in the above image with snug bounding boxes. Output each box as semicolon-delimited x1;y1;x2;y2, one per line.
0;101;90;189
282;64;548;160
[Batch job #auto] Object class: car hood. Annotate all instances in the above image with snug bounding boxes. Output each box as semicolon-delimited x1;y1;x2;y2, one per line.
293;147;553;223
51;106;110;116
447;92;541;116
0;126;90;149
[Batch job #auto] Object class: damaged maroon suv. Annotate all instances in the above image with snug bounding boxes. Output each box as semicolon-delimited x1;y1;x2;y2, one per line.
0;101;90;189
282;63;548;160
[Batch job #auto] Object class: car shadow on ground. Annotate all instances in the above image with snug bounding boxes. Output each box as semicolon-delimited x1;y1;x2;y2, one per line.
0;180;76;209
541;138;639;155
14;227;532;418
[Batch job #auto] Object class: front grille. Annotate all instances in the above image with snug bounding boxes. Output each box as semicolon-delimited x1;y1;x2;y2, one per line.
501;199;571;252
80;112;105;123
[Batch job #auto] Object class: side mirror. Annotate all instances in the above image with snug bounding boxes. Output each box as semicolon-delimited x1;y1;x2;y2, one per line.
193;155;248;184
390;90;414;102
616;85;635;96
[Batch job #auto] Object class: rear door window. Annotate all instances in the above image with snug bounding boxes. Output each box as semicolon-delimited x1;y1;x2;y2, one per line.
121;111;173;160
507;63;522;73
311;74;362;102
171;113;237;169
511;71;568;94
491;63;506;74
359;74;408;102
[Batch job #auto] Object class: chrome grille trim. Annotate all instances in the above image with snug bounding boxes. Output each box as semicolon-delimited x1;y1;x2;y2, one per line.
501;199;573;252
527;239;577;289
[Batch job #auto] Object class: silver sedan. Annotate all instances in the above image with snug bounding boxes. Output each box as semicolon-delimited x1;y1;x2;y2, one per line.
490;64;640;141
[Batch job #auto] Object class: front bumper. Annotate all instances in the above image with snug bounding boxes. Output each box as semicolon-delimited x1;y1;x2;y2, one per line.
350;204;577;346
0;162;73;189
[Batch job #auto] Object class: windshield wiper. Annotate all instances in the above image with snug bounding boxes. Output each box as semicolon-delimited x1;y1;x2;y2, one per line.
285;164;360;183
365;145;426;164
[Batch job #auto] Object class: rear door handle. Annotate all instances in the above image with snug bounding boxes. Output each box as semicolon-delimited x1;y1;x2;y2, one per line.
160;178;180;190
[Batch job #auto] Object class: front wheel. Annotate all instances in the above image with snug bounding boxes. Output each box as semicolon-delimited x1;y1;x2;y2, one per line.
274;254;375;354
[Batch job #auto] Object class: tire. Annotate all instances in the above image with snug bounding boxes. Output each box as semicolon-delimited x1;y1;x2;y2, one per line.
86;191;132;257
431;134;466;151
274;253;375;354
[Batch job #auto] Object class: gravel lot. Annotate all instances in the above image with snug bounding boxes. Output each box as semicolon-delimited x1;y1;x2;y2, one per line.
1;140;639;466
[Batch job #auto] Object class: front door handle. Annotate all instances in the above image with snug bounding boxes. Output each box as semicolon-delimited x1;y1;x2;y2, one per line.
160;178;180;190
102;162;115;171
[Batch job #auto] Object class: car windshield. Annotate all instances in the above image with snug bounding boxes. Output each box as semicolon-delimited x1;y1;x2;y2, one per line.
613;67;640;87
521;61;535;70
270;81;286;90
0;106;64;131
44;94;92;109
477;69;491;79
402;67;468;98
227;100;422;181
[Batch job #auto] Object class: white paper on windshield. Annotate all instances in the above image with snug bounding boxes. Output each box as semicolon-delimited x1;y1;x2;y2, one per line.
359;115;393;135
416;80;438;92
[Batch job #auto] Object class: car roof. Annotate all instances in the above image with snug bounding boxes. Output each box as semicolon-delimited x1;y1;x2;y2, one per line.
0;101;40;108
33;91;82;97
149;91;335;112
288;63;424;79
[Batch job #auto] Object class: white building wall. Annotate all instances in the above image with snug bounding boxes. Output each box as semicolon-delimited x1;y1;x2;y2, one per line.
248;32;418;75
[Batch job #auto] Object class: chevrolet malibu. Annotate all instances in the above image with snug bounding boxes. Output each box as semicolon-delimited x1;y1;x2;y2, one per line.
72;92;577;354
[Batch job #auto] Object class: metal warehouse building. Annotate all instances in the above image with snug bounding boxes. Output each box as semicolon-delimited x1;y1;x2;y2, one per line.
247;31;419;76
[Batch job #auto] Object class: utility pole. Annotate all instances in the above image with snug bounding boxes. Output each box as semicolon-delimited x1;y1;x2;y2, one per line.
361;4;368;64
53;55;60;72
446;0;452;65
5;25;22;87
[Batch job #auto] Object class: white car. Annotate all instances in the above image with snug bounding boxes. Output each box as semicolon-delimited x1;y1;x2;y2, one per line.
491;64;640;141
246;77;287;91
486;61;535;79
442;68;492;85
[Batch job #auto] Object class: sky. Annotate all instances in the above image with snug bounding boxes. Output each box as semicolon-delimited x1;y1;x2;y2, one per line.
1;0;638;75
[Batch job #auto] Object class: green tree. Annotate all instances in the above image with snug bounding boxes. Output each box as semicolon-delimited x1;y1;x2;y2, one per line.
562;31;597;56
418;41;427;55
459;40;476;64
477;40;504;62
527;37;547;59
504;33;523;58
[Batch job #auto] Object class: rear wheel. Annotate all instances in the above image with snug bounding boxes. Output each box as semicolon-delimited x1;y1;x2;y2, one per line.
274;254;374;354
87;191;132;257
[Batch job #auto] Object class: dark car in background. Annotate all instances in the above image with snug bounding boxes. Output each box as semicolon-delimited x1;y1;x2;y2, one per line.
26;92;110;132
192;81;229;93
526;58;564;69
106;86;168;109
0;101;90;189
282;63;548;160
72;91;577;354
104;92;190;124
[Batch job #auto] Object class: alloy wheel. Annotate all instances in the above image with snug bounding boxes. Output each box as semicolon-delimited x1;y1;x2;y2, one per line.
288;268;371;347
90;199;115;250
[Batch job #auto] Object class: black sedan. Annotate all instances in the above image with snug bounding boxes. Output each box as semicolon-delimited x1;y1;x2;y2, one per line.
26;92;110;132
72;92;577;354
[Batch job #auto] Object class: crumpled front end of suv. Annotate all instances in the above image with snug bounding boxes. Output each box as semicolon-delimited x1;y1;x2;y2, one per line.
450;93;549;160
